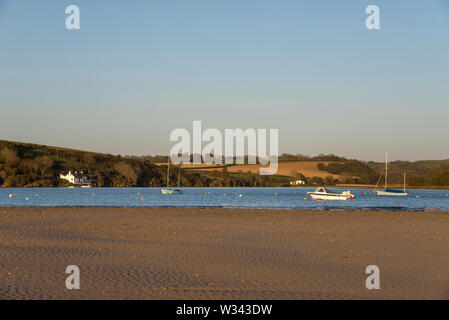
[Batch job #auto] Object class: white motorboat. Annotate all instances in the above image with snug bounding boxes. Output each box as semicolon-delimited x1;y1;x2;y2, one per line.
307;187;355;201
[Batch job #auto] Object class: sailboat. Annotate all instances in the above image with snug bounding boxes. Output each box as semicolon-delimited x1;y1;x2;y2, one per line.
374;152;409;197
161;156;183;195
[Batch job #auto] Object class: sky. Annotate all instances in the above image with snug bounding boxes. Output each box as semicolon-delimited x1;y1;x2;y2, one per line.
0;0;448;161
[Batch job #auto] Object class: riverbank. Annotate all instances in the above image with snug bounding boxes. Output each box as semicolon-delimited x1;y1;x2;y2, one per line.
335;184;449;190
0;207;448;299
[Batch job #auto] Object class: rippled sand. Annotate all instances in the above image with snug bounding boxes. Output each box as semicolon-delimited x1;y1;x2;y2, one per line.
0;207;448;299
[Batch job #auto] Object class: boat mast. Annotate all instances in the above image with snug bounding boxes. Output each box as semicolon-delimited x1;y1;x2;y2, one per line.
167;155;170;188
403;172;406;192
178;165;181;189
385;152;388;189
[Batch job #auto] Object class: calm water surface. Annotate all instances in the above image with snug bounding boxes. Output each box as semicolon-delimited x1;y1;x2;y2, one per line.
1;187;449;211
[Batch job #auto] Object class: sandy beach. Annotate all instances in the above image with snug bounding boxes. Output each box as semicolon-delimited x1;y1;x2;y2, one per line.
0;207;448;300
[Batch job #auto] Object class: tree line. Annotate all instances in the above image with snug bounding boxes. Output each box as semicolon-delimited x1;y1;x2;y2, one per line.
0;141;269;187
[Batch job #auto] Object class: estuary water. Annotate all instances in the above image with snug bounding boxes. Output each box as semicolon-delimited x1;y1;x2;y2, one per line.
1;187;449;211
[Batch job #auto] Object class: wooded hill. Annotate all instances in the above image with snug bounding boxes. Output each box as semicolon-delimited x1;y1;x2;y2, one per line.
0;140;270;187
0;140;448;187
279;153;449;187
366;159;449;187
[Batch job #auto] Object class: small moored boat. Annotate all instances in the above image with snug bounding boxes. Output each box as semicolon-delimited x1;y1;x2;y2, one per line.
307;187;355;201
161;188;183;195
373;152;409;197
161;155;184;195
374;188;408;197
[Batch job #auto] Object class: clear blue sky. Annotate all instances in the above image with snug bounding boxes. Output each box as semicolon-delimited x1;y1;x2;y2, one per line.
1;0;448;161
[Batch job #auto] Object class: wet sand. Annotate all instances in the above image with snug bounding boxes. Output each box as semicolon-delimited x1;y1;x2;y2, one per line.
0;207;448;300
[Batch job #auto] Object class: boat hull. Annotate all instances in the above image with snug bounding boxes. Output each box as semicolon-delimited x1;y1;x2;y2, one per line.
161;188;183;195
307;193;353;201
374;190;408;197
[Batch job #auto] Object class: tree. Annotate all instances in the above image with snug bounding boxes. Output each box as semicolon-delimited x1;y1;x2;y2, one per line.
0;147;19;164
35;156;54;176
222;166;228;178
83;153;96;165
18;159;38;175
114;162;139;186
310;176;323;185
324;175;335;185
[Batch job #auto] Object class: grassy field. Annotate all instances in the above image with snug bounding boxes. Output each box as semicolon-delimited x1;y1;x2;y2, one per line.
178;161;345;179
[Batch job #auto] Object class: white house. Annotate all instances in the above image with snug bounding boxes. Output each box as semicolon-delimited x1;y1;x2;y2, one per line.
60;171;91;187
290;179;306;185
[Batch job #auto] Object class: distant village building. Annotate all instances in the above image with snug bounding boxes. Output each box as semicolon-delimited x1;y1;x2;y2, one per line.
290;179;306;185
59;171;91;187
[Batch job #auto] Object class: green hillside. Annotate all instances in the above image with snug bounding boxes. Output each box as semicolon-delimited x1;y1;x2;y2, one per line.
0;140;269;187
1;139;448;187
317;160;379;184
367;160;449;187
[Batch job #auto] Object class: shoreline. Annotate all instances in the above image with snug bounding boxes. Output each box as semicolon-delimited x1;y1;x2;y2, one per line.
2;186;449;189
1;206;448;213
1;207;448;299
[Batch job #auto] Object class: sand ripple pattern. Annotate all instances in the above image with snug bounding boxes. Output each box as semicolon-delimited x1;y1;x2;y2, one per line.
1;207;448;299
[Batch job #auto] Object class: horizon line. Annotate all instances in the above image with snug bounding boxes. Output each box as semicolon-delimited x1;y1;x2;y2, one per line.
1;138;448;164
